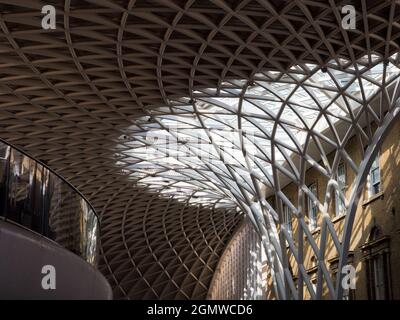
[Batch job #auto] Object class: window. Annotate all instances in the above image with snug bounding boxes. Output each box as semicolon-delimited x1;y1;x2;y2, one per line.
283;204;292;236
369;154;381;195
307;183;318;229
361;226;392;300
371;255;386;299
335;163;346;216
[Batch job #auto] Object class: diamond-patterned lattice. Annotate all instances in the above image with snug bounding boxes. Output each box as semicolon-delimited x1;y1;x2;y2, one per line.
1;0;400;299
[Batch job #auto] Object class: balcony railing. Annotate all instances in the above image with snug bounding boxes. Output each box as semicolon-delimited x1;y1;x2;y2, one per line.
0;139;99;265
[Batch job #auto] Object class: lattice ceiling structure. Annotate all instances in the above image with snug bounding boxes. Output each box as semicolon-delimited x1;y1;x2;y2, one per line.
1;0;400;299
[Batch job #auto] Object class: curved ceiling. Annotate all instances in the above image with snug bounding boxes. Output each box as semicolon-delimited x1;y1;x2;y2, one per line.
0;0;399;299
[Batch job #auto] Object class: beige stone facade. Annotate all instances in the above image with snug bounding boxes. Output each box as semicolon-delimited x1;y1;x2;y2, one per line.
264;120;400;300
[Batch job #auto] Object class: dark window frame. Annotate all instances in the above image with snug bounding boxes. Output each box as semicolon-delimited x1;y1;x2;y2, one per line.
361;227;392;300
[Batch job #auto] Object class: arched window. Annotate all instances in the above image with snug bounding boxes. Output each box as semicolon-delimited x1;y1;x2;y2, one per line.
361;226;391;300
368;226;382;242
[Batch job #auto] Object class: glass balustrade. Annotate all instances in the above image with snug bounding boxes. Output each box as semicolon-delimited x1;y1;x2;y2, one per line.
0;139;99;265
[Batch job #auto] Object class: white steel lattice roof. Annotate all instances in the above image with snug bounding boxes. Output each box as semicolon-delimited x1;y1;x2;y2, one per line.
1;0;400;299
125;54;400;206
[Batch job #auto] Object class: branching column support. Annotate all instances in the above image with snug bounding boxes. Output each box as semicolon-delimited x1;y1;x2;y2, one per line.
336;99;400;299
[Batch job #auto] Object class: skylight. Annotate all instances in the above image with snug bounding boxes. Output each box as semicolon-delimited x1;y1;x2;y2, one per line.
116;53;400;207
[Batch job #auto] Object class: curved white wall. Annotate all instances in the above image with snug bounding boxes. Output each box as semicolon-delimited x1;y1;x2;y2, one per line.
0;219;112;299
